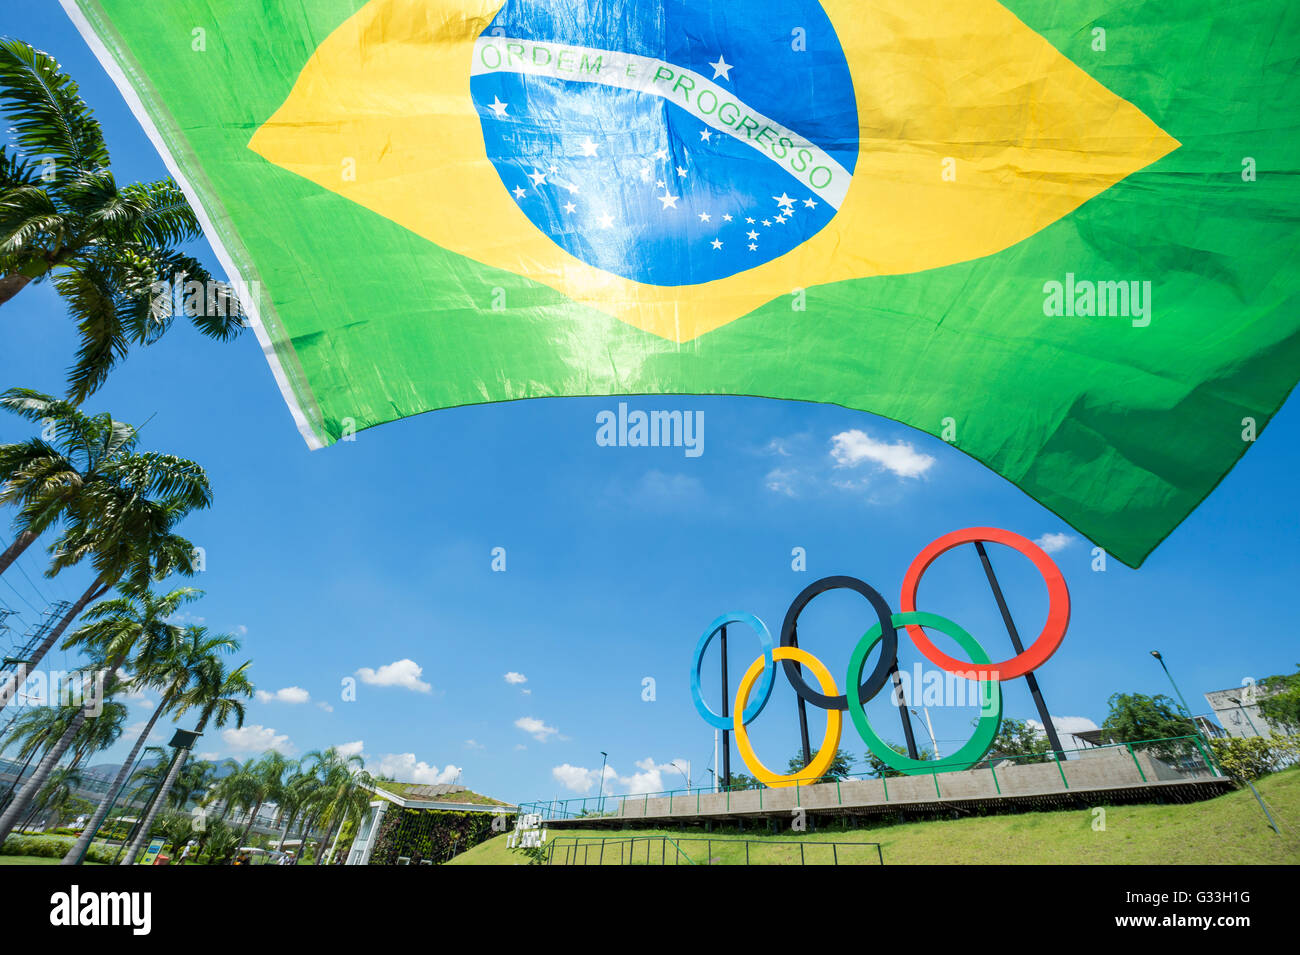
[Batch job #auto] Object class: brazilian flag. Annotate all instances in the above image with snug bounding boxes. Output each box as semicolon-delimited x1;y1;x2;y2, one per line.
63;0;1300;566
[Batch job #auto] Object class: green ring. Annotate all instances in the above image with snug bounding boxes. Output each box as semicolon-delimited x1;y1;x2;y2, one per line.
846;611;1003;776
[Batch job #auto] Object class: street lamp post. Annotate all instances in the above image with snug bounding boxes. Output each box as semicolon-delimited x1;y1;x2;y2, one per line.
596;751;608;812
671;760;691;790
1149;650;1197;720
910;707;941;760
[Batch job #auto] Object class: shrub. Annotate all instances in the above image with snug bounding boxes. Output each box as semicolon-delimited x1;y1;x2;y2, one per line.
1209;734;1300;781
0;833;120;864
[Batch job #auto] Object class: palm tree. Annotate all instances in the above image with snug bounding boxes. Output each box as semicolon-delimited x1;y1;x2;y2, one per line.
0;695;126;833
0;585;195;844
0;39;243;399
122;655;252;863
21;765;82;831
0;391;211;715
299;747;373;865
62;623;236;864
271;763;313;859
0;702;86;815
235;751;288;847
214;758;260;839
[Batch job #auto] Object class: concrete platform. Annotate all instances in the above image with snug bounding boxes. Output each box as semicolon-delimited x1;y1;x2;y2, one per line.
543;747;1233;828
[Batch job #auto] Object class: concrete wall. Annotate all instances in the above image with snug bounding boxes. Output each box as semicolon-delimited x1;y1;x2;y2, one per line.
605;744;1218;822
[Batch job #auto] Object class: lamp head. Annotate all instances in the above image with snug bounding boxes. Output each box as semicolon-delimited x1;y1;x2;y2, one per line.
1150;650;1162;660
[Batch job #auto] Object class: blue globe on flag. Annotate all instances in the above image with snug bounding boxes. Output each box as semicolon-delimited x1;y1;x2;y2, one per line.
471;0;860;287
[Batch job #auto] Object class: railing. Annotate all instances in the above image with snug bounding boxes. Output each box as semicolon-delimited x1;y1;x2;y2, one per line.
519;736;1220;821
544;834;884;865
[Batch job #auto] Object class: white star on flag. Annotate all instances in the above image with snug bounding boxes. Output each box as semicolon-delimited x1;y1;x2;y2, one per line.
676;166;688;178
658;193;679;209
803;197;818;209
745;217;755;224
762;219;771;226
512;186;527;199
722;213;733;222
654;148;669;161
747;230;759;240
698;212;712;222
710;55;733;81
774;192;795;210
563;201;577;214
580;137;600;157
700;129;713;142
597;212;615;228
711;239;723;249
488;96;509;118
656;180;666;189
748;243;758;250
775;214;787;224
527;170;547;186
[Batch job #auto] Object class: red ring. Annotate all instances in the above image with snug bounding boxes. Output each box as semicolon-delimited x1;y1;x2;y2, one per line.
900;527;1069;681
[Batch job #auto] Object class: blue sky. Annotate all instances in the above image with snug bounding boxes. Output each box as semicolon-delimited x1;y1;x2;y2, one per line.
1;5;1297;806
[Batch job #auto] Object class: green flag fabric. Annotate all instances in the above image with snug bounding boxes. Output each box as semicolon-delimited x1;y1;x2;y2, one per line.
61;0;1300;566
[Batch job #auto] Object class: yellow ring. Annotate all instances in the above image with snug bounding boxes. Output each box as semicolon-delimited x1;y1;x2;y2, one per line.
733;647;842;788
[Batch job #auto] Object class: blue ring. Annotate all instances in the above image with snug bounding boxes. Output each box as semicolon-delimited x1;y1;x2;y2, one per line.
690;612;775;730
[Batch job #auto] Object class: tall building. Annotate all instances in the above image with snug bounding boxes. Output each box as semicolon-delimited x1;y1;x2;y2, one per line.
1203;686;1281;739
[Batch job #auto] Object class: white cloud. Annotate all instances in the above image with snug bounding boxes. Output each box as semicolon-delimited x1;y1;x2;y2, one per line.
355;659;431;693
317;701;334;713
552;764;600;793
552;757;689;795
222;724;295;755
235;624;249;636
123;720;168;744
636;470;703;502
504;672;528;685
830;430;934;478
764;467;800;497
515;716;559;742
464;739;485;750
196;751;220;761
336;740;364;758
369;753;460;785
1034;532;1076;554
255;686;310;704
1028;716;1100;748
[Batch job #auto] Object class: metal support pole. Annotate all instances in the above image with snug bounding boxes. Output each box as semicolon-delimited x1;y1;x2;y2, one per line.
975;541;1067;759
891;664;920;759
720;624;730;790
790;623;813;768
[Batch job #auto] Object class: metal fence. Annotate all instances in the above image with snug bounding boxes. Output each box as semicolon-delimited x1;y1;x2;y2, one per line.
544;834;884;865
520;736;1220;821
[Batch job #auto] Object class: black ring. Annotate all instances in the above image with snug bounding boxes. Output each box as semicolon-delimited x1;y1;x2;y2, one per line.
779;575;899;710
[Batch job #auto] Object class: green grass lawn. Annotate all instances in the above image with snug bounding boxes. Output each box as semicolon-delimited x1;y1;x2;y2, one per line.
0;856;104;865
451;767;1300;865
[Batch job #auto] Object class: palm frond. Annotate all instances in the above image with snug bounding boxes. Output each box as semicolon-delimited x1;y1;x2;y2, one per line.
0;39;108;173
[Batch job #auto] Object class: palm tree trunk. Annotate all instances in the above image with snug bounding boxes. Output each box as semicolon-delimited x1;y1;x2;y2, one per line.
276;812;295;855
0;709;86;845
0;576;107;714
121;744;189;865
60;697;165;865
122;711;207;865
239;799;262;846
0;272;32;307
315;815;342;865
0;529;38;579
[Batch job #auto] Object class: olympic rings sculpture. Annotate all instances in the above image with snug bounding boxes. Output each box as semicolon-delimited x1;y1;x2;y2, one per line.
690;527;1070;786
